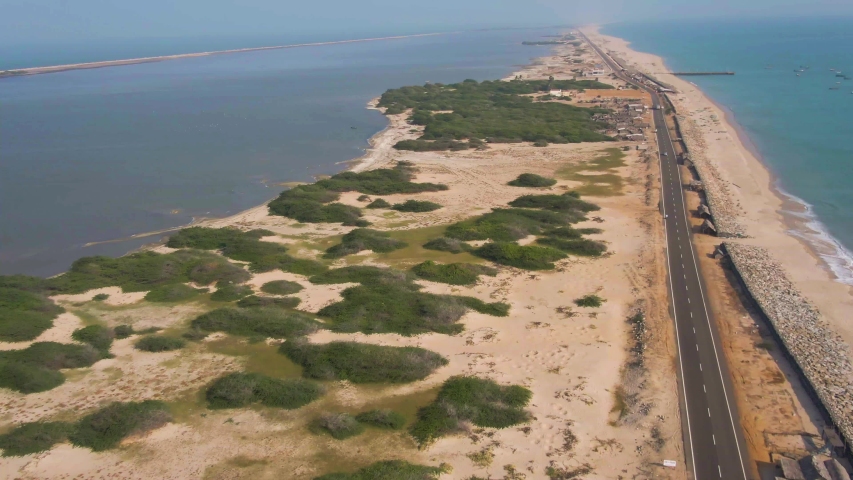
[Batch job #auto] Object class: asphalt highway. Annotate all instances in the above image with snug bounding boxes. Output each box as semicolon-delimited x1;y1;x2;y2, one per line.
580;32;751;479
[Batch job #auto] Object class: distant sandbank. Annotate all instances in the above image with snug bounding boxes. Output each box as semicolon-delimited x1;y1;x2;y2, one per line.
0;32;451;79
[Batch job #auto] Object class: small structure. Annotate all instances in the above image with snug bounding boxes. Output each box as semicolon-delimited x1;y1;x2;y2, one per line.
772;454;805;480
549;89;563;97
688;180;704;192
700;219;717;236
712;244;727;260
698;204;712;219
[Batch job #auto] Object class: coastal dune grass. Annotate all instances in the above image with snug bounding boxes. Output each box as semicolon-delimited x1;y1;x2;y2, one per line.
411;261;497;285
0;342;100;393
144;283;207;302
410;376;532;447
314;460;446;480
508;173;557;188
134;335;186;352
391;200;442;212
206;372;324;409
72;325;114;358
323;229;408;259
0;401;172;456
280;340;448;383
473;243;567;270
191;307;322;339
0;286;65;342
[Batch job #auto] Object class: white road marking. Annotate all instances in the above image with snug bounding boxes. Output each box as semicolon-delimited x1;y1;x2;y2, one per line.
708;408;711;417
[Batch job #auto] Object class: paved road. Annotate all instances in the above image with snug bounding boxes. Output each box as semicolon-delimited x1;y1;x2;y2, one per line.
579;33;751;479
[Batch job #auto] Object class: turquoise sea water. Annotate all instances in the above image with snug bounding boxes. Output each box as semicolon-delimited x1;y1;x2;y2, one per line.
605;17;853;284
0;29;558;277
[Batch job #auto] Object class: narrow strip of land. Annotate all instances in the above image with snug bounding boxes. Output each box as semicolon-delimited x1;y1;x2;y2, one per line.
0;32;451;79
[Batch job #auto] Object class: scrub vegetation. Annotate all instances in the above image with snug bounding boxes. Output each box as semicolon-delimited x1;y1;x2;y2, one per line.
378;79;613;151
422;237;472;254
323;229;408;259
314;460;446;480
354;409;407;430
72;325;114;358
0;342;100;393
391;200;442;212
312;413;364;440
144;284;207;302
411;261;497;285
365;198;391;209
0;285;64;342
0;422;74;457
134;335;186;352
268;163;447;225
473;243;567;270
280;340;448;383
260;280;303;295
191;307;321;339
206;372;323;410
574;294;605;308
410;376;532;447
235;295;301;309
507;173;557;188
210;281;253;302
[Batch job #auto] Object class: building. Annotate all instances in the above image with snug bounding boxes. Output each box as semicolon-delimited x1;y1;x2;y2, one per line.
549;89;563;97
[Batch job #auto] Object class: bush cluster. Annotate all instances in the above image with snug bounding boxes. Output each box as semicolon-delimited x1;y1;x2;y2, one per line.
268;163;447;225
574;294;605;308
411;261;497;285
210;281;253;302
134;335;186;352
365;198;391;209
144;283;207;302
309;265;412;287
445;208;573;242
235;295;301;309
378;79;613;151
206;372;323;409
191;307;321;339
535;237;607;257
0;286;64;342
508;192;600;213
354;409;407;430
0;401;172;455
280;340;448;383
0;342;100;393
312;413;364;440
507;173;557;188
314;460;445;480
72;325;114;358
260;280;303;296
323;229;407;259
167;227;326;275
410;376;532;446
112;325;160;339
421;237;472;254
391;200;442;212
472;243;567;270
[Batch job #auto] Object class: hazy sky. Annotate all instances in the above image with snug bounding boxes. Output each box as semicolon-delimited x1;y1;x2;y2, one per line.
2;0;852;45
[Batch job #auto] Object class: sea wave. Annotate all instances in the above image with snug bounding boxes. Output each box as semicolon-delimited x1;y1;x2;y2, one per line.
778;187;853;286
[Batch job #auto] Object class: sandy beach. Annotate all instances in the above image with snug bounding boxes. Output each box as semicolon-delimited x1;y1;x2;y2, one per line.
582;25;853;469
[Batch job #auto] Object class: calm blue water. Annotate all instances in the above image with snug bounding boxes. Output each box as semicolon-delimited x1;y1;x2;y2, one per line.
605;17;853;284
0;29;557;277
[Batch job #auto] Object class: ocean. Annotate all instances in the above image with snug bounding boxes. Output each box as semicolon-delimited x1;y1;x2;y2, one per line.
604;17;853;285
0;29;558;277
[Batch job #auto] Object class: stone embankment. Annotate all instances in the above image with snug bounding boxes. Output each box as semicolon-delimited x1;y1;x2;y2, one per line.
674;114;747;237
725;242;853;445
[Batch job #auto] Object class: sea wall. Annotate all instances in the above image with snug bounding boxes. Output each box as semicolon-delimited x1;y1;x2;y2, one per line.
724;242;853;446
663;94;747;238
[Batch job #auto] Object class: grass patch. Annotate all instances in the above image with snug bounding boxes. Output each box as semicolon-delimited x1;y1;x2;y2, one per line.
556;147;626;196
391;200;441;212
235;295;301;309
260;280;303;295
473;243;566;270
167;227;326;275
461;297;510;316
365;198;391;209
144;283;207;302
378;79;612;150
411;261;497;285
112;325;160;339
574;294;605;308
191;307;321;339
210;281;253;302
69;400;171;451
508;173;557;188
422;237;472;254
0;286;64;342
92;293;110;301
310;265;412;286
314;460;445;480
354;409;407;430
0;421;74;456
312;413;364;440
410;376;532;446
507;192;600;213
205;372;323;409
134;335;186;352
268;163;447;225
445;208;577;242
0;342;100;393
280;340;448;383
535;237;607;257
323;229;407;259
72;325;114;358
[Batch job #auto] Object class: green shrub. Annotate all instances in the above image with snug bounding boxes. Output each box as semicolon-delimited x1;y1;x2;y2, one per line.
473;243;566;270
0;362;65;393
72;325;114;358
410;376;531;446
312;413;364;440
69;401;171;451
310;266;412;287
92;293;110;301
355;409;407;430
391;200;441;212
535;237;607;257
205;372;323;409
113;325;134;339
508;192;599;213
0;287;64;342
235;295;301;309
144;283;207;302
210;281;253;302
357;195;371;202
280;340;447;383
422;237;472;254
42;250;250;294
134;336;185;352
0;421;74;456
366;198;391;209
507;173;557;187
543;226;582;239
182;328;209;341
166;227;326;275
533;139;549;147
191;307;321;339
0;342;100;370
314;460;444;480
378;79;612;151
445;208;574;242
323;229;407;258
260;280;303;295
411;261;497;285
574;294;605;308
461;297;510;317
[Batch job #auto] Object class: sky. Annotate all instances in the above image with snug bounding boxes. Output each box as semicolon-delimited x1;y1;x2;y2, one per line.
1;0;852;46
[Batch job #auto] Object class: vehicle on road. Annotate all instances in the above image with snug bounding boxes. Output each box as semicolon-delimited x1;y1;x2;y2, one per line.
663;152;668;156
